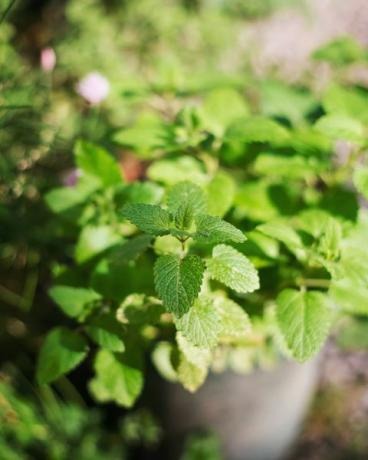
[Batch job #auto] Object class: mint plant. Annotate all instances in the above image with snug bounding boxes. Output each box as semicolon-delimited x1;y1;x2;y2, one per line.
38;39;368;407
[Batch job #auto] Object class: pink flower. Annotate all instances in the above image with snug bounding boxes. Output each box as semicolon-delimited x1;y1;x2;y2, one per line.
76;72;110;105
40;47;56;73
62;168;82;187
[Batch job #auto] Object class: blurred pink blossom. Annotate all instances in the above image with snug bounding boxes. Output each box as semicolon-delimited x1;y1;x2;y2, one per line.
40;47;56;72
76;72;110;105
62;168;82;187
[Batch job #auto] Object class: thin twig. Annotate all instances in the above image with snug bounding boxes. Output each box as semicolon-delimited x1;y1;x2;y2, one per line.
0;0;17;26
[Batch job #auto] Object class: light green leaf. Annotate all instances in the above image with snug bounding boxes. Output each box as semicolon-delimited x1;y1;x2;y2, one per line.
175;296;221;349
49;285;101;318
75;140;123;186
214;297;251;340
259;80;316;124
253;153;323;180
315;114;365;144
312;36;366;66
276;289;332;361
194;214;246;244
206;171;236;217
167;181;207;218
36;327;89;384
86;315;125;352
226;116;290;145
176;333;212;369
201;87;249;135
323;84;368;123
122;203;171;236
154;254;205;316
353;166;368;200
122;181;164;205
89;348;143;408
75;225;121;263
330;277;368;315
147;157;207;186
207;244;259;294
317;217;342;261
113;112;166;157
177;355;208;393
257;220;304;253
294;209;333;238
233;181;298;222
151;342;178;382
45;187;87;214
117;294;164;325
154;235;184;256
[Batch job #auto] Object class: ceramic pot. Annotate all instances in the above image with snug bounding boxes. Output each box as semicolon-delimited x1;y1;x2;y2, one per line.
161;359;319;460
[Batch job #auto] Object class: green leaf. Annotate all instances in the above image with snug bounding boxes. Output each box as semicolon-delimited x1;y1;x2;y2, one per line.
89;348;143;408
206;171;236;217
167;181;207;216
276;289;332;362
294;209;333;238
75;140;123;187
177;355;208;393
353;166;368;200
121;181;164;205
122;203;171;236
194;214;246;244
175;296;221;349
201;87;249;136
176;333;211;369
75;225;121;263
147;157;207;186
317;217;342;261
49;285;101;318
226;116;290;145
253;153;323;180
86;315;125;352
233;181;298;222
117;294;164;325
213;297;251;340
315;114;365;144
154;254;205;316
113;112;166;157
36;327;89;384
312;36;366;66
110;235;152;264
257;220;304;254
175;203;194;230
151;342;178;382
45;187;87;214
154;235;183;256
323;84;368;123
206;244;259;294
259;80;316;124
330;277;368;316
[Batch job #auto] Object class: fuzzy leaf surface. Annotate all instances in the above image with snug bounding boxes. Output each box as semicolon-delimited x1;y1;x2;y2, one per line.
276;289;332;362
175;296;221;348
194;214;246;244
154;254;204;316
122;203;171;236
206;244;259;294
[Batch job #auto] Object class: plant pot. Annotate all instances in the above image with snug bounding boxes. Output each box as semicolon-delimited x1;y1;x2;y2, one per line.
161;359;319;460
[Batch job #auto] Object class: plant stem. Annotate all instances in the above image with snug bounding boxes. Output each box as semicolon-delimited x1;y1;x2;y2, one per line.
297;278;331;289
